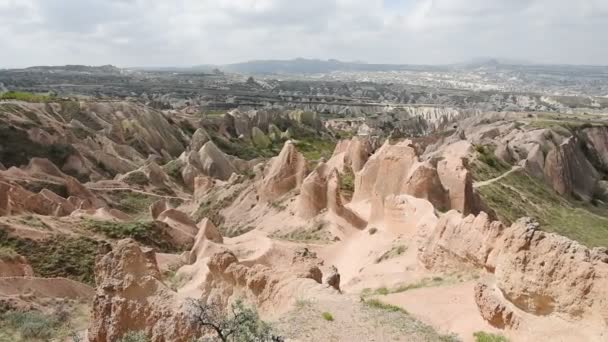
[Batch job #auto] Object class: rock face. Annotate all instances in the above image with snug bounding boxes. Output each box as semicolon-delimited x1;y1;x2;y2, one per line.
474;280;520;329
296;163;366;228
492;219;603;317
582;126;608;172
156;209;198;247
190;128;211;151
331;136;375;173
196;141;237;181
198;250;325;311
420;211;505;271
89;239;198;342
543;137;599;201
437;155;475;214
421;211;608;328
259;141;307;201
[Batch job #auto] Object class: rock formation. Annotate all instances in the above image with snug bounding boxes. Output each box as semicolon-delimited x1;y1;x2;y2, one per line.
89;239;198;342
259;141;307;201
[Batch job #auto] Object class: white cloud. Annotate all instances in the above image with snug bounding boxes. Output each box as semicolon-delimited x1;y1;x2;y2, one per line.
0;0;606;67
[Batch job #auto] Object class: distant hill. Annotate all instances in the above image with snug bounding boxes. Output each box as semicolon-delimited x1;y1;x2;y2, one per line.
199;58;446;75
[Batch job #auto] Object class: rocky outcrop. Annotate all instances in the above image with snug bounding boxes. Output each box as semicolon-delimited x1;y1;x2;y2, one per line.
156;209;198;247
437;155;476;214
543;137;599;201
422;211;608;327
296;163;366;228
196;141;237;181
89;239;198;342
331;136;375;173
198;249;326;311
420;211;505;271
190;128;210;151
582;126;608;172
197;218;223;244
492;219;605;317
259;141;307;201
149;199;169;220
474;280;520;329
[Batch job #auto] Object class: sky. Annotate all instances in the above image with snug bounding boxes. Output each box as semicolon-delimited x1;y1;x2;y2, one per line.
1;0;607;68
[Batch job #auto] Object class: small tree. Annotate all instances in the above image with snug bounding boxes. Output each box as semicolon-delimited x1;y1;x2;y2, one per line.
187;299;283;342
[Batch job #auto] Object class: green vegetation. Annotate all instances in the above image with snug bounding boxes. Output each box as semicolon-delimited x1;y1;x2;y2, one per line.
368;227;378;235
293;138;336;162
474;331;509;342
121;171;149;186
220;225;255;238
321;312;334;321
0;124;77;169
0;246;19;261
375;245;407;263
0;227;102;284
193;186;244;224
107;191;157;216
476;169;608;247
163;160;183;183
0;310;60;341
83;219;182;252
118;331;150;342
339;166;355;199
0;91;55;103
188;299;282;342
364;299;408;314
471;144;511;182
271;221;331;242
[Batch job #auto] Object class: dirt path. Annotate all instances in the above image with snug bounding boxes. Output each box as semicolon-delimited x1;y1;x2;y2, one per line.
87;186;191;201
473;166;522;188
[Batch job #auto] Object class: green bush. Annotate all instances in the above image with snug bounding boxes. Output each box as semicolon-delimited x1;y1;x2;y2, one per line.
0;228;102;285
473;331;509;342
0;246;19;261
84;220;181;253
0;91;55;103
118;331;151;342
364;299;408;313
1;310;59;340
321;312;334;321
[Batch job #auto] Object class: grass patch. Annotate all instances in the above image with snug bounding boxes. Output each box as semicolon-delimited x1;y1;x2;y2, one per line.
0;227;102;285
364;299;408;314
193;185;245;224
271;221;331;242
375;245;407;263
83;219;183;252
293;138;336;162
0;123;77;169
107;191;157;217
339;166;355;199
474;331;509;342
321;312;334;321
477;169;608;247
471;144;511;182
0;91;55;103
0;246;19;261
220;225;255;238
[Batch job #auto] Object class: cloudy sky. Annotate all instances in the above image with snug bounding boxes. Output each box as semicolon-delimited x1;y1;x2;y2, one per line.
1;0;607;68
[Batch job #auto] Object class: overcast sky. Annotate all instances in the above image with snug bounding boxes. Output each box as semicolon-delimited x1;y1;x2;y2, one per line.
1;0;607;68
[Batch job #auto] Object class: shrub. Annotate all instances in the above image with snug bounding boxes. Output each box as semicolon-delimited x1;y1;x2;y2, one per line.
1;310;59;339
187;299;283;341
118;331;151;342
0;228;102;285
368;227;378;235
473;331;509;342
364;299;408;314
0;246;19;261
321;312;334;321
0;91;55;103
83;220;181;253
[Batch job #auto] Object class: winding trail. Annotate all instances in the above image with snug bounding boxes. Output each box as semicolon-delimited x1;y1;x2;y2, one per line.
473;165;522;188
87;186;191;201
